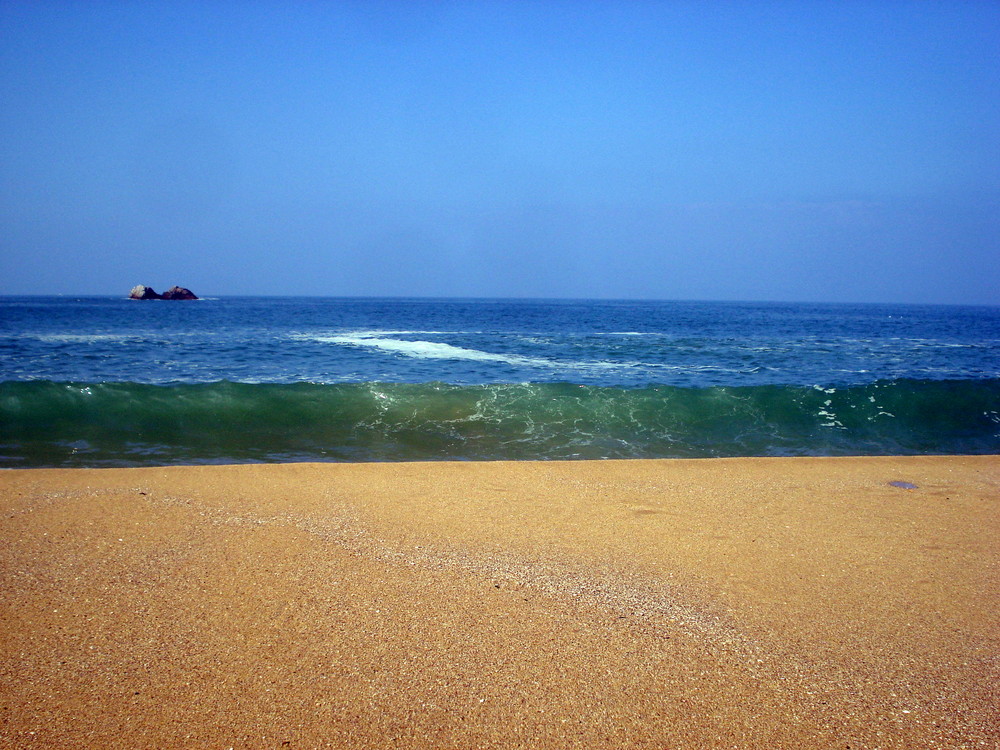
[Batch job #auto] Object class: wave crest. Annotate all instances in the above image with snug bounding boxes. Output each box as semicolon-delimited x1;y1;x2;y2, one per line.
2;378;998;467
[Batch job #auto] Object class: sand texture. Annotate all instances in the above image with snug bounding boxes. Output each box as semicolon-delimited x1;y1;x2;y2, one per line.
1;456;998;748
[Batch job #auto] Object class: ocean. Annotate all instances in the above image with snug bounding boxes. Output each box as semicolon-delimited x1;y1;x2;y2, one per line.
1;296;998;467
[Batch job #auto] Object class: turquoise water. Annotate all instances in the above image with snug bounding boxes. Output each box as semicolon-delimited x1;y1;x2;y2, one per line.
2;297;998;466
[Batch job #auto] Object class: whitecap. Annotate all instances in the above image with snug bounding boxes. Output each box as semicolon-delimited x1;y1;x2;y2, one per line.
316;329;474;337
298;332;770;378
310;334;552;367
594;332;662;336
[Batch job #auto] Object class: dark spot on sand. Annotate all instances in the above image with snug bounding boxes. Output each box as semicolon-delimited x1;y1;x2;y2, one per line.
889;481;919;490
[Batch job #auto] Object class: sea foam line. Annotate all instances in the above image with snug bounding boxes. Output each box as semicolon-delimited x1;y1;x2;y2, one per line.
301;333;654;372
307;334;553;368
298;333;772;376
296;332;775;377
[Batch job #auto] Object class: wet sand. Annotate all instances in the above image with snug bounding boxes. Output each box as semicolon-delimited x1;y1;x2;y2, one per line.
1;456;998;748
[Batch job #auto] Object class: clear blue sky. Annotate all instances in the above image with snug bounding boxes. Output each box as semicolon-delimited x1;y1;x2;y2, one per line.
2;1;998;303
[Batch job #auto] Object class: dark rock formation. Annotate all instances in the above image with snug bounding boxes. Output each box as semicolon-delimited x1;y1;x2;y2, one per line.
129;285;161;300
129;285;198;300
161;286;198;300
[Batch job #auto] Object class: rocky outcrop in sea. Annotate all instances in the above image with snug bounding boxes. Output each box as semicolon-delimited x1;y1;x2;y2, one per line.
129;285;198;300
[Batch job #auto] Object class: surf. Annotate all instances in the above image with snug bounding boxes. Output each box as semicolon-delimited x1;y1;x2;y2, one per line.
2;378;997;468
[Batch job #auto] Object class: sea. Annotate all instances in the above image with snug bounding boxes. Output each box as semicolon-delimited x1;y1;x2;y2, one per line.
1;296;998;468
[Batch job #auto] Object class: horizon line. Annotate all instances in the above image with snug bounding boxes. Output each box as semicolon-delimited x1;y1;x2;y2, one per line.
1;293;998;309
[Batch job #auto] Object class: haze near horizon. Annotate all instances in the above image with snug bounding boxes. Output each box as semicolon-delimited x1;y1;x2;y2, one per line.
1;1;998;305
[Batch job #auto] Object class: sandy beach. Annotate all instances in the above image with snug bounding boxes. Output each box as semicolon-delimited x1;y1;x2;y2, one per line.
1;455;997;748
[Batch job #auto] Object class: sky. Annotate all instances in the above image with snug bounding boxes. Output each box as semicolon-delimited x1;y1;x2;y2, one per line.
1;1;998;304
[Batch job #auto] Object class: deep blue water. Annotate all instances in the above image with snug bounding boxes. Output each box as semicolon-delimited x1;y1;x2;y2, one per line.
2;296;998;466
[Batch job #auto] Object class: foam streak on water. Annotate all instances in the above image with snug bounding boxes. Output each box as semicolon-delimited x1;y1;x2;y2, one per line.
307;333;553;367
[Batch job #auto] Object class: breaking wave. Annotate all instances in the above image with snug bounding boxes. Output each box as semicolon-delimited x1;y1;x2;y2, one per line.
2;378;997;467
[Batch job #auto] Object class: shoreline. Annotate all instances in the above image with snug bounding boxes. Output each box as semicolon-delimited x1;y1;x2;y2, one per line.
2;455;998;748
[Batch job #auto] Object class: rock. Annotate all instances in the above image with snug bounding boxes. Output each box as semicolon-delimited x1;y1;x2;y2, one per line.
160;286;198;300
128;285;198;300
129;285;162;300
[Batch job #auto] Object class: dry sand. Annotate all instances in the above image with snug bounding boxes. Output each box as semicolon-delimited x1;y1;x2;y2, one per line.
1;455;997;748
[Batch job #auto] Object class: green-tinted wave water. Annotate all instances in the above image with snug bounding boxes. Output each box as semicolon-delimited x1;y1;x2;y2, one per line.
2;379;998;467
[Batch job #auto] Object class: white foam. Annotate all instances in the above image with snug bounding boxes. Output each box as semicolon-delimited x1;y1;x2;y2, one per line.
311;334;552;367
300;332;768;377
595;332;661;336
320;329;473;337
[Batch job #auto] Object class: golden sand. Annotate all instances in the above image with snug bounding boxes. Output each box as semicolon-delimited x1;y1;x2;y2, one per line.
1;456;997;748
